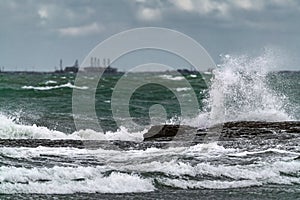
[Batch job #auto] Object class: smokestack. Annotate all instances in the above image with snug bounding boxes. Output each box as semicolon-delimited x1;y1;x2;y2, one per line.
107;58;110;67
103;58;106;67
60;59;63;72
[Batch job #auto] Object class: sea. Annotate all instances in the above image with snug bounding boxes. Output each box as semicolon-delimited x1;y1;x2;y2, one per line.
0;54;299;199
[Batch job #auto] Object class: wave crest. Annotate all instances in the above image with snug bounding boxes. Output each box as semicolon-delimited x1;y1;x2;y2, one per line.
22;83;88;91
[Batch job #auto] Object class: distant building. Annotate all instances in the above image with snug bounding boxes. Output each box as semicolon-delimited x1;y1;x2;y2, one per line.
64;60;79;73
177;69;197;75
60;59;63;72
83;57;118;74
83;66;118;74
55;59;79;73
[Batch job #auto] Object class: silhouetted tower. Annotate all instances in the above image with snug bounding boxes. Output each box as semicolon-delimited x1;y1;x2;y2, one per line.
97;58;100;67
60;59;63;72
90;57;94;67
74;60;78;68
103;58;106;67
94;57;98;67
107;58;110;67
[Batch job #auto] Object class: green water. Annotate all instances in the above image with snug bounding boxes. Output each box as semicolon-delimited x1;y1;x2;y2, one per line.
0;71;299;198
0;72;210;133
0;71;299;132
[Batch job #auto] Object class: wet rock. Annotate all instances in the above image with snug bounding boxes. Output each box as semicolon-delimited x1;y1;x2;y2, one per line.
223;121;300;133
143;125;197;141
0;138;170;150
0;121;299;149
0;139;85;148
143;121;300;141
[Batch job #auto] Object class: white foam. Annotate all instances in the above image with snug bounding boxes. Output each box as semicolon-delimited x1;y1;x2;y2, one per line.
0;114;145;141
72;127;145;141
0;166;154;194
228;148;300;157
197;51;293;126
0;114;75;139
105;145;300;187
45;80;57;85
159;178;261;189
1;143;299;192
120;159;300;189
0;143;231;171
22;83;88;90
158;75;185;81
175;87;191;92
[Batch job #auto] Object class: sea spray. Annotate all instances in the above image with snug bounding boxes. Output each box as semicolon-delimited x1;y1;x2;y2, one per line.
205;52;292;124
182;50;293;128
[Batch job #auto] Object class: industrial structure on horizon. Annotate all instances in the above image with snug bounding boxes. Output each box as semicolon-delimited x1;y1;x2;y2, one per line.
83;57;118;74
54;57;119;74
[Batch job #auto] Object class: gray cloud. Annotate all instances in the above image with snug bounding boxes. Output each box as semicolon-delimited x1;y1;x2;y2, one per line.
0;0;299;71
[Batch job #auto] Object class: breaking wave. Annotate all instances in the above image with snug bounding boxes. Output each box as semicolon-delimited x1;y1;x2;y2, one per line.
0;143;299;193
158;75;185;81
184;51;294;128
207;52;292;123
0;167;154;194
22;83;88;90
0;114;145;141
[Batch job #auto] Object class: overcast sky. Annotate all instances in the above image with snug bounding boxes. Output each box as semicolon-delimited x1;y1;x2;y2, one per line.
1;0;300;71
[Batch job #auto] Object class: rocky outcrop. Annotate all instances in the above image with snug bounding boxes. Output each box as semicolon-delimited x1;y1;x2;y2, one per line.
143;121;300;141
143;125;197;141
0;121;299;149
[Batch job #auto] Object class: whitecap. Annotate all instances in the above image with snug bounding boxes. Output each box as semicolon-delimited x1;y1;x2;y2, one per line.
158;75;185;81
175;87;191;92
0;166;154;194
22;83;88;90
0;114;145;141
45;80;57;85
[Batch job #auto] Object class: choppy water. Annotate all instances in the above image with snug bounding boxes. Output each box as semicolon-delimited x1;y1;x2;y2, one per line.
0;54;299;199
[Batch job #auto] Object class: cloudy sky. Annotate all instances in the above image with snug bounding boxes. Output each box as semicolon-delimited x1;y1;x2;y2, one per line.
1;0;300;71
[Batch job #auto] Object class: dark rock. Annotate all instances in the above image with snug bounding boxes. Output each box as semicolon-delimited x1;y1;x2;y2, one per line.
143;121;300;141
143;125;197;141
0;138;171;150
0;121;299;149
